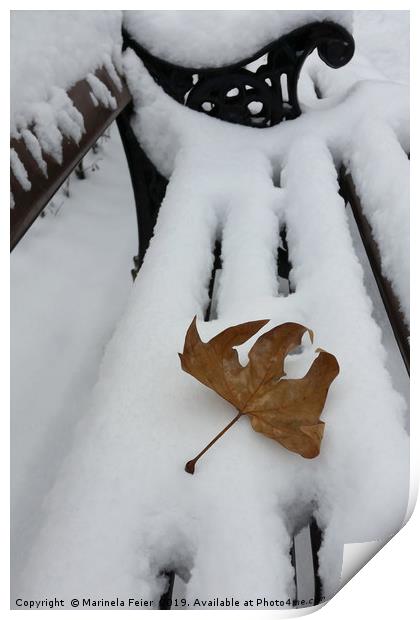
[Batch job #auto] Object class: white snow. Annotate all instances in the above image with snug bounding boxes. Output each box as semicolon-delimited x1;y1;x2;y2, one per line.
346;119;410;323
123;10;354;68
353;11;409;84
10;11;122;135
86;73;117;110
11;9;409;611
11;126;137;597
23;92;85;167
21;128;48;176
10;148;31;192
303;12;409;105
10;10;122;191
103;55;123;91
300;10;410;321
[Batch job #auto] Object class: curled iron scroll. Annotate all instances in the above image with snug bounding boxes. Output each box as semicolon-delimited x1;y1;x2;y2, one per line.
123;21;354;127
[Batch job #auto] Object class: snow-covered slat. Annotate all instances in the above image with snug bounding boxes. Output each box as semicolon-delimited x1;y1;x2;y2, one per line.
216;151;280;318
340;170;409;372
345;119;410;326
282;137;408;598
345;201;409;406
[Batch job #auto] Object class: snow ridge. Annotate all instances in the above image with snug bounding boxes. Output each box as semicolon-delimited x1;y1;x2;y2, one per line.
346;119;409;323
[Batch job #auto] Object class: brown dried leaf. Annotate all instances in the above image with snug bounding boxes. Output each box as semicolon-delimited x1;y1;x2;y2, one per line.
180;317;339;469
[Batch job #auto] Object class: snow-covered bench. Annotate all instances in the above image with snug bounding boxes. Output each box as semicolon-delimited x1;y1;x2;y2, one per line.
10;19;408;369
11;12;409;611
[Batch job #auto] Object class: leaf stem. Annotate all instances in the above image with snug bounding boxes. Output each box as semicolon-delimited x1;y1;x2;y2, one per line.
185;411;244;474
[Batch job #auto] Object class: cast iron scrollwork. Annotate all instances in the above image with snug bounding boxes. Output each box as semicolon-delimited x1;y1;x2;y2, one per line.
122;21;354;127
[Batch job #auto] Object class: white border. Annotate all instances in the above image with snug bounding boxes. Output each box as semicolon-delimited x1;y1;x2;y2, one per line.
4;3;417;618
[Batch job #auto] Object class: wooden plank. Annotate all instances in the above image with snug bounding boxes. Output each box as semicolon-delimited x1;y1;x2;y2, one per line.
10;66;132;250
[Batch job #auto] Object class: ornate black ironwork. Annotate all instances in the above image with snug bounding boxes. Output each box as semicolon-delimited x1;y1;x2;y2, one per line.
116;20;354;277
122;21;354;127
